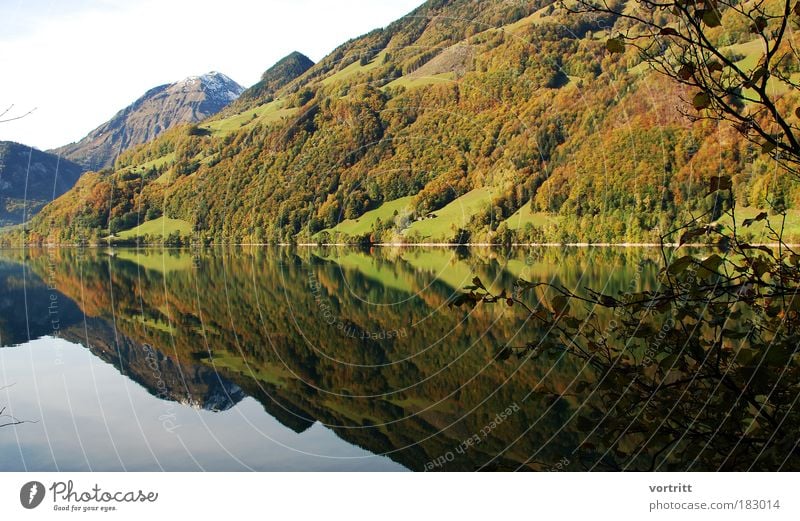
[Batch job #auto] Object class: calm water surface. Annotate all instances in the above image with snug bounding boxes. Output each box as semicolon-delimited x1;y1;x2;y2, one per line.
0;247;660;471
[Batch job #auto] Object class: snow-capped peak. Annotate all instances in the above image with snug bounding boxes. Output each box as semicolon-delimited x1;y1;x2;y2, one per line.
174;72;244;101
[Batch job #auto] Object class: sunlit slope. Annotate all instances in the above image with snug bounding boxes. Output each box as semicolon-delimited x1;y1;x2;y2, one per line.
23;0;800;245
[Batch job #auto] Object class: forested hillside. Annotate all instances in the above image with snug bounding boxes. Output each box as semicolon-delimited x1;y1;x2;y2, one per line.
22;0;800;244
0;142;85;227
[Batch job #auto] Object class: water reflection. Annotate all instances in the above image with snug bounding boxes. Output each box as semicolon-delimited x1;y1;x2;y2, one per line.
0;246;711;471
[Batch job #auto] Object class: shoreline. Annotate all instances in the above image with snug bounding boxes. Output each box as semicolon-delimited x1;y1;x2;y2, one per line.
2;242;798;249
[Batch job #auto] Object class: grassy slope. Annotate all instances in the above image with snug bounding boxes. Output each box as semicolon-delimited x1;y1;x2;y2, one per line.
116;216;193;239
504;204;561;230
385;72;456;90
127;153;175;173
716;207;800;242
321;52;388;86
324;196;415;237
201;99;298;136
32;2;799;247
404;188;495;241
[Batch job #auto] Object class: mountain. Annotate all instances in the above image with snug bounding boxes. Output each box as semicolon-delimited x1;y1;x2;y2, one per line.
21;0;800;245
0;142;85;227
232;51;315;111
53;72;244;171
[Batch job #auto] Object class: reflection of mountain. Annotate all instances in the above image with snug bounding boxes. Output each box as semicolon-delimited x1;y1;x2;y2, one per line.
60;318;245;412
0;258;84;346
0;253;244;412
8;247;665;471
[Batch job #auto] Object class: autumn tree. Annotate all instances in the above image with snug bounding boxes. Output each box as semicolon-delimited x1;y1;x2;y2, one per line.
570;0;800;175
454;1;800;470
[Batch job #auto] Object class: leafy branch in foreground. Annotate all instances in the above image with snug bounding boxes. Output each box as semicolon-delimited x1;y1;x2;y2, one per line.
448;0;800;472
453;179;800;470
566;0;800;176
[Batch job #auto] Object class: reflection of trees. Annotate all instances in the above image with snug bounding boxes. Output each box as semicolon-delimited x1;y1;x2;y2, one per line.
15;246;666;470
17;244;797;470
449;0;800;472
462;214;800;470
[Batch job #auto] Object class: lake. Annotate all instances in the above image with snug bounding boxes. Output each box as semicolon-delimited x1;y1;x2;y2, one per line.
0;246;749;471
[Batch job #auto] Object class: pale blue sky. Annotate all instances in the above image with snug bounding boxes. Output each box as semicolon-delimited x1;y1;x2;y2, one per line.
0;0;425;150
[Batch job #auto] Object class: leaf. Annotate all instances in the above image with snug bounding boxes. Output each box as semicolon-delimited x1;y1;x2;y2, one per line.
698;253;724;277
707;60;724;73
741;243;773;255
692;91;711;110
677;63;696;80
495;346;513;362
752;16;768;33
745;67;768;88
794;2;800;16
708;175;732;194
576;416;595;432
679;228;707;247
472;276;485;290
564;316;581;329
742;212;768;227
722;328;749;340
761;141;776;154
599;294;619;308
796;107;800;119
735;348;758;366
551;295;571;315
575;381;590;393
531;309;550;322
659;353;679;369
702;9;722;28
449;293;479;308
659;27;679;36
752;258;771;279
606;38;625;54
764;346;791;366
506;298;514;307
667;255;694;274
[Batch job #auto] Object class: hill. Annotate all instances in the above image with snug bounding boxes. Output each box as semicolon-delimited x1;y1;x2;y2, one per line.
23;0;800;244
0;141;85;226
52;72;244;170
231;51;315;111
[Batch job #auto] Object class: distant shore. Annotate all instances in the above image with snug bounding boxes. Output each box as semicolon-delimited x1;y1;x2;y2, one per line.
2;242;798;249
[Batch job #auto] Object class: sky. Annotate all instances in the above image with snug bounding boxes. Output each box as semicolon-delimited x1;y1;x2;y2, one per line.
0;0;425;150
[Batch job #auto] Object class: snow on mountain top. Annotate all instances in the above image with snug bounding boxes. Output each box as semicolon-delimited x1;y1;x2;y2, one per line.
173;71;244;101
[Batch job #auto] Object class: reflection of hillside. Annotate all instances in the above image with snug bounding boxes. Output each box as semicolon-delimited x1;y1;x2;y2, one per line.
15;247;668;470
0;251;244;412
0;257;84;347
60;317;245;412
